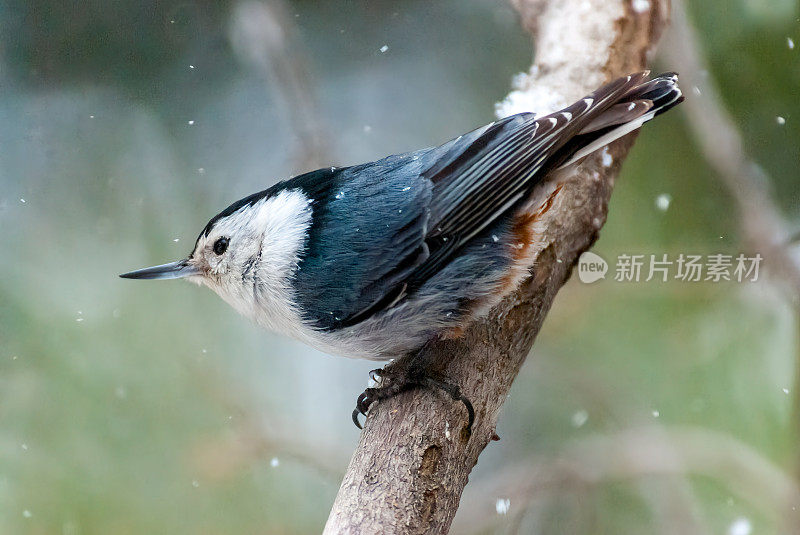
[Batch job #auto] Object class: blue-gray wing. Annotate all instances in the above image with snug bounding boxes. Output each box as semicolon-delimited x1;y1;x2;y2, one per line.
293;72;657;330
290;153;435;330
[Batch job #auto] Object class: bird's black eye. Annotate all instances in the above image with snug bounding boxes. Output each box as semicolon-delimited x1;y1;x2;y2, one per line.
213;237;229;255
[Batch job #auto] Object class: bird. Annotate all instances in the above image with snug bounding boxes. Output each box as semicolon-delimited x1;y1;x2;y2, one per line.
121;71;683;432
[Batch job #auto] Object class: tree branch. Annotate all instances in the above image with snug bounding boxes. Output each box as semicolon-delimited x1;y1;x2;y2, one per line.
324;1;671;533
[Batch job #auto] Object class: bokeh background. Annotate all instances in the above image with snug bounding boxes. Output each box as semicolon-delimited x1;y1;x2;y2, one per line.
1;0;798;533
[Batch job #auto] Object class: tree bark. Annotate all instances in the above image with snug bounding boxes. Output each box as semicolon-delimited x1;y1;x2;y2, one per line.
324;1;671;533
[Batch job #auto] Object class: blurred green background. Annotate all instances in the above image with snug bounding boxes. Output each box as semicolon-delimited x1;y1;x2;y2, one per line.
1;0;798;533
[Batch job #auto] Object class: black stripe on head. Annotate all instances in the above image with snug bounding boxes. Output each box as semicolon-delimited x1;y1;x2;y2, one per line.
190;187;275;257
189;166;347;258
201;189;272;237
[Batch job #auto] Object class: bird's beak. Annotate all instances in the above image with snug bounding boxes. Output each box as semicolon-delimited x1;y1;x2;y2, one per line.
119;259;200;280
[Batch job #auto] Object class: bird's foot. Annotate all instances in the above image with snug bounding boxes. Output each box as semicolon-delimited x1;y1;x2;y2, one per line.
351;366;475;435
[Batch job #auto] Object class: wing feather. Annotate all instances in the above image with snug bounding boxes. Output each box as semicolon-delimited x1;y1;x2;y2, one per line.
295;72;675;330
399;72;649;291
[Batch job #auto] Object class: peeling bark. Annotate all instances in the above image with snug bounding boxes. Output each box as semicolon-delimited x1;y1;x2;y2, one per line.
324;1;671;533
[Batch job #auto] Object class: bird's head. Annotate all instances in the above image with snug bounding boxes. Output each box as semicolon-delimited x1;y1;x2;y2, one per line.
120;189;312;319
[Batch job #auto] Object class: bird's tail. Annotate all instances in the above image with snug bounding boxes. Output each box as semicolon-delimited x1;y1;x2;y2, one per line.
556;71;684;168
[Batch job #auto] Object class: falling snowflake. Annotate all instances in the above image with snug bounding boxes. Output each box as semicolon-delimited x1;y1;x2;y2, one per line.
571;409;588;428
655;193;672;212
495;498;511;515
728;517;752;535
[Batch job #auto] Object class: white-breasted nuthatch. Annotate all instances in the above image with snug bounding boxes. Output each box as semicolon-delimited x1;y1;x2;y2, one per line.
122;72;683;430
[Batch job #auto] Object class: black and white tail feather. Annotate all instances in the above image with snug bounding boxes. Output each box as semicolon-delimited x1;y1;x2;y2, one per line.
557;71;683;167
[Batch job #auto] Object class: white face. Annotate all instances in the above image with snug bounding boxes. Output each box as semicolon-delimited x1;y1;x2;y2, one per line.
189;202;269;290
186;189;314;334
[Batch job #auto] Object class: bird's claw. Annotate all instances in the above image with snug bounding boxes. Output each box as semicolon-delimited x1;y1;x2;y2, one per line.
368;369;383;384
350;369;474;436
357;389;376;415
352;388;377;429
